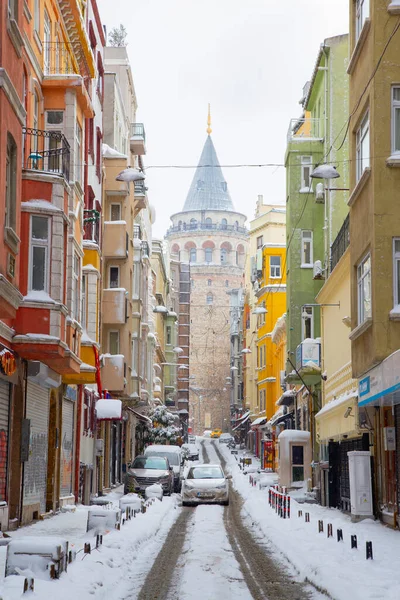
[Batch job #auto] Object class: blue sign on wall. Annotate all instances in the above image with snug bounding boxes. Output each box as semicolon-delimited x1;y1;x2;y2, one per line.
359;376;370;397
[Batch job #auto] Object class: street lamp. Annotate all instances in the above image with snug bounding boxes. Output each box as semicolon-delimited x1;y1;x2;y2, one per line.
310;164;341;274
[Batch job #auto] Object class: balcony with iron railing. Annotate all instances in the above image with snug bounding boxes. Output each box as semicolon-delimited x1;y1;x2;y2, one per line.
287;117;323;143
83;210;100;245
330;214;350;273
42;41;79;76
23;127;70;180
130;123;146;155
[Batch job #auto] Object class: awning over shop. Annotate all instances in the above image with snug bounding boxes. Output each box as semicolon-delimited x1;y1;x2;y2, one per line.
277;390;296;407
232;412;252;431
315;389;359;441
127;407;152;424
96;399;122;421
251;416;267;428
358;349;400;407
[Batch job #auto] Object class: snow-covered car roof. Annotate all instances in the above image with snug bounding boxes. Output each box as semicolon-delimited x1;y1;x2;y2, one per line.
145;444;182;454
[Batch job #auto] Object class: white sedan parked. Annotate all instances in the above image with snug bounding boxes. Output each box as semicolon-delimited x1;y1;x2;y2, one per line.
181;464;231;506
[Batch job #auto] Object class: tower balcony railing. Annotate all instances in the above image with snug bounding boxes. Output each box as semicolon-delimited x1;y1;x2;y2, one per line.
23;127;70;180
287;117;322;142
42;41;79;76
166;223;248;235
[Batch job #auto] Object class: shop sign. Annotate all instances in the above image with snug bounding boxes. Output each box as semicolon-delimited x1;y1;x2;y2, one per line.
65;385;77;402
296;340;321;371
0;348;17;377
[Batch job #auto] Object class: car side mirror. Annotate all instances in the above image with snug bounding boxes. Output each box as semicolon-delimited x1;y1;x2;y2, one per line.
226;474;232;480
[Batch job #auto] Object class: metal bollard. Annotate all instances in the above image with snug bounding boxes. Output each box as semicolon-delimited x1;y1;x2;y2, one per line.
327;524;333;538
287;496;291;518
318;520;324;533
23;577;34;593
84;542;91;554
298;510;303;517
68;550;73;563
351;535;357;549
305;512;310;523
337;529;343;542
366;541;373;560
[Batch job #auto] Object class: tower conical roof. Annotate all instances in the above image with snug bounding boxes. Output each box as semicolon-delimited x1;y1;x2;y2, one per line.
182;135;235;212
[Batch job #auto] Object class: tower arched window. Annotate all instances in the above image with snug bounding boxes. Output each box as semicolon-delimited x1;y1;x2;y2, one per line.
206;293;213;305
220;248;227;264
178;220;182;230
205;247;213;262
190;218;197;230
234;220;239;231
190;248;197;263
221;218;227;230
205;217;212;229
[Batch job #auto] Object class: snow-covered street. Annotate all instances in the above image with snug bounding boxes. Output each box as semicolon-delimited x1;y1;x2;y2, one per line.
1;438;399;599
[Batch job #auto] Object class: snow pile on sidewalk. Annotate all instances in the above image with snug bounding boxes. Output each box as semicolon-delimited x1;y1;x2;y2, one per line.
219;444;400;600
0;488;179;599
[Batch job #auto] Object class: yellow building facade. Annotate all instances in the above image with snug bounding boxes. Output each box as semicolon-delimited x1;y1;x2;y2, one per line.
243;197;286;424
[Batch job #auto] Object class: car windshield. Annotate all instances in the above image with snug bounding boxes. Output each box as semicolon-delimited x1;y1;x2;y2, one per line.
187;467;224;479
132;457;168;470
146;451;179;466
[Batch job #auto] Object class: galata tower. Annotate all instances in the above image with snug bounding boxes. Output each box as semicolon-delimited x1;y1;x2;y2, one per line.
165;111;248;434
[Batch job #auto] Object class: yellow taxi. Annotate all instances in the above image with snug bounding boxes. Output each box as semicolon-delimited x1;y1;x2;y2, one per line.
210;428;222;439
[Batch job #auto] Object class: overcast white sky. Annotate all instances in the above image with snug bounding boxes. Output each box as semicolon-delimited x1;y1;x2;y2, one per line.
96;0;349;238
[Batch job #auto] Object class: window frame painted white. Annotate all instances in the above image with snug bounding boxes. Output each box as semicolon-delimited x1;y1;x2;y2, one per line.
356;111;370;182
72;252;80;322
301;306;314;340
270;255;282;279
300;156;313;192
355;0;369;41
357;253;372;325
392;87;400;155
29;215;50;293
81;273;87;330
301;230;313;268
109;265;120;289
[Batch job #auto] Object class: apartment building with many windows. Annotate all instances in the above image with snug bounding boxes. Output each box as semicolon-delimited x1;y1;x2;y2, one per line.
348;0;400;526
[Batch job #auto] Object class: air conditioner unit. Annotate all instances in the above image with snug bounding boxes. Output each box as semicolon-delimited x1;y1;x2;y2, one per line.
315;182;324;203
313;260;324;280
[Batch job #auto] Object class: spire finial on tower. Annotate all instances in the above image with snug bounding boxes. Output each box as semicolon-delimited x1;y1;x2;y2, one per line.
207;103;212;135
